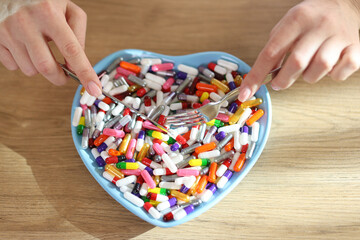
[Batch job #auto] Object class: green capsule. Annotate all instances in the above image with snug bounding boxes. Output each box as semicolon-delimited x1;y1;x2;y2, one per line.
167;137;176;144
76;116;85;135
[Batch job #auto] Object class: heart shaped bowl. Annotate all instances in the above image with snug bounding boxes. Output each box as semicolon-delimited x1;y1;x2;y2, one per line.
71;49;272;228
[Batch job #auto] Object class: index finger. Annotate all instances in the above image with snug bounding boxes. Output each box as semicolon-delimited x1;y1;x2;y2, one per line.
237;17;301;101
48;19;102;97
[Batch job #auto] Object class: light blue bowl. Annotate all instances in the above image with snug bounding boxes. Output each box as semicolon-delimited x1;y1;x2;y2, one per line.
71;49;272;228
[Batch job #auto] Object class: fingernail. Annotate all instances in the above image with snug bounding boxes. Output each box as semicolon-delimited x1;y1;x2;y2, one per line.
88;81;102;97
238;87;251;102
272;85;280;91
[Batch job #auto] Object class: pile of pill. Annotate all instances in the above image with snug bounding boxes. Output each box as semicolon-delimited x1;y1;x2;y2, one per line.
72;55;264;222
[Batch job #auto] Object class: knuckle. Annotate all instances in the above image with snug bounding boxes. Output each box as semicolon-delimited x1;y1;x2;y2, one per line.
291;53;307;71
23;67;38;77
37;60;54;75
288;4;311;24
345;53;360;71
315;56;333;72
262;44;280;61
63;41;81;57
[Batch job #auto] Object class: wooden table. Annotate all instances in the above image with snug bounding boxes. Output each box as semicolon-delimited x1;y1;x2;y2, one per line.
1;0;360;239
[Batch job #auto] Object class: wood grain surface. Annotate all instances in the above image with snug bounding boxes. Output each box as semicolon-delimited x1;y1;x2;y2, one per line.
1;0;360;239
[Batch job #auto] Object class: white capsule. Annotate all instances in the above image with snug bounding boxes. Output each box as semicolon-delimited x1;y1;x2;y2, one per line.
72;107;83;127
141;58;162;65
144;79;162;91
225;72;234;83
177;64;199;76
103;136;115;147
216;176;229;189
132;97;141;109
173;126;188;135
170;85;178;92
120;183;135;193
237;108;252;126
171;154;184;164
123;96;134;105
96;120;104;131
80;91;90;105
100;151;110;160
112;103;124;116
95;111;105;125
173;208;187;221
162;154;178;173
109;85;128;95
229;152;240;171
200;189;214;202
234;130;241;152
198;150;220;159
156;91;163;107
157;201;171;212
102;171;115;182
140;64;150;76
103;81;113;92
86;95;97;107
106;142;117;152
218;124;241;133
159;181;182;189
97;94;105;101
240;131;249;145
189;127;199;141
147;206;161;219
170;102;184;111
153;168;168;176
91;148;101;159
251;122;260;142
139;182;149;196
116;175;137;187
183;176;196;188
100;74;110;87
97;101;110;111
216;164;228;177
145;73;166;85
186;95;199;103
135;139;144;152
217;59;238;71
213;64;227;75
133;120;143;134
124;192;144;207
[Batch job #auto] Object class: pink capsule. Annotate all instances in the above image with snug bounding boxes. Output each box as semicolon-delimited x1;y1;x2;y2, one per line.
116;66;135;77
151;63;174;72
121;169;142;176
143;120;165;131
162;77;175;92
80;104;88;115
202;99;211;106
141;170;156;189
153;143;165;156
103;128;125;138
125;139;137;159
216;113;229;122
177;168;200;177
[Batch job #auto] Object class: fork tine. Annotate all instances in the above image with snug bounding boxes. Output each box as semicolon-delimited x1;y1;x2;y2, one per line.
169;122;203;129
165;114;204;124
165;110;199;120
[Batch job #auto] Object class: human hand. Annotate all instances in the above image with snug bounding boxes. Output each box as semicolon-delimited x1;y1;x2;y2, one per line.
0;0;102;97
238;0;360;101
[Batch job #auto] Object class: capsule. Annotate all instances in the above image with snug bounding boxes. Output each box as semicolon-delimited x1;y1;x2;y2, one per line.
189;158;210;167
246;109;264;126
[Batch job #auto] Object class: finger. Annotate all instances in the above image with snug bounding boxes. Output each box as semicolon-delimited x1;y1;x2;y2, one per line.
271;31;326;90
0;45;18;70
237;18;302;101
24;32;68;86
7;41;38;77
66;1;87;50
302;37;347;83
48;19;101;97
329;44;360;81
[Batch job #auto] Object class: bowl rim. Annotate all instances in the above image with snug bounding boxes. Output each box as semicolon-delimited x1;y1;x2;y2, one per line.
71;49;272;228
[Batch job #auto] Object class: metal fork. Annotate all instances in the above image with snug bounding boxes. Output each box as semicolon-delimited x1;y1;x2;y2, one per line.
59;63;174;136
165;67;281;128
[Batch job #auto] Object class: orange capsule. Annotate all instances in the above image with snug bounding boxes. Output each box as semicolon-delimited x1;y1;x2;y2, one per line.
246;109;264;126
187;175;201;196
196;82;218;93
196;175;208;194
119;61;141;74
182;130;192;142
195;90;205;97
102;97;113;105
208;162;218;183
94;134;109;147
234;153;246;172
195;142;216;154
109;149;121;156
224;137;234;152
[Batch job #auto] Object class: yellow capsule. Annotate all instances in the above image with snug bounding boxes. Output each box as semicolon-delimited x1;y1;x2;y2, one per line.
228;107;245;125
152;175;161;185
80;87;86;95
170;190;190;202
241;98;263;108
234;75;243;87
189;158;210;166
105;164;124;179
152;131;163;139
206;119;215;126
119;133;131;154
78;116;85;125
187;176;201;196
200;92;209;103
128;84;142;93
149;200;160;206
210;78;230;93
137;143;150;161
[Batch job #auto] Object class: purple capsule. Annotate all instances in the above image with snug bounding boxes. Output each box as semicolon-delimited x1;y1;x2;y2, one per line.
229;81;237;90
180;185;189;194
138;130;145;140
223;169;233;180
184;204;194;214
241;126;249;134
171;142;181;151
95;156;106;167
207;183;217;193
168;197;177;207
228;102;238;113
145;167;153;176
97;142;108;153
215;131;226;141
126;158;136;162
176;71;188;80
